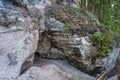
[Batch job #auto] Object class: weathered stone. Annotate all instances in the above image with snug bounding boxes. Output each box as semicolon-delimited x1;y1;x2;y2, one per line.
45;18;64;32
17;57;95;80
0;0;39;78
37;6;107;75
0;0;114;80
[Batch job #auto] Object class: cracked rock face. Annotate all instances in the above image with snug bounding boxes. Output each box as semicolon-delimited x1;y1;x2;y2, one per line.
0;0;39;78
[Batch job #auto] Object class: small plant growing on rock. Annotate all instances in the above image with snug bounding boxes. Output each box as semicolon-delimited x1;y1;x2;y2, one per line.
63;22;72;33
69;75;75;80
91;30;113;57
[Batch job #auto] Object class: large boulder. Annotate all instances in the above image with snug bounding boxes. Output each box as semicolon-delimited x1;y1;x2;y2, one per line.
0;0;39;78
37;5;107;75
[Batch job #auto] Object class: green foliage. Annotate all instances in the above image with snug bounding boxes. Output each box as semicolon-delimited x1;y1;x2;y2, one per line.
77;0;120;56
68;7;79;14
77;0;120;30
63;22;72;33
92;31;113;57
67;7;90;19
69;76;75;80
100;0;120;32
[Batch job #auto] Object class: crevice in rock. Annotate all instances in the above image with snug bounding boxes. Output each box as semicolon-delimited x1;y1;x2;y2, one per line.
12;0;26;8
20;54;34;75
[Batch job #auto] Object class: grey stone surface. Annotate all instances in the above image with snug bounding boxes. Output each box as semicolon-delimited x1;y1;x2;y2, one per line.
17;58;95;80
0;0;39;78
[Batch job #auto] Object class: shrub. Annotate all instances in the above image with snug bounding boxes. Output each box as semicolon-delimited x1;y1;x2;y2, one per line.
91;31;113;57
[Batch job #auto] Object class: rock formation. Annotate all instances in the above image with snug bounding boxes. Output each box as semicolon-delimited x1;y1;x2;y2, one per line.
0;0;119;80
37;2;107;75
0;0;39;79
